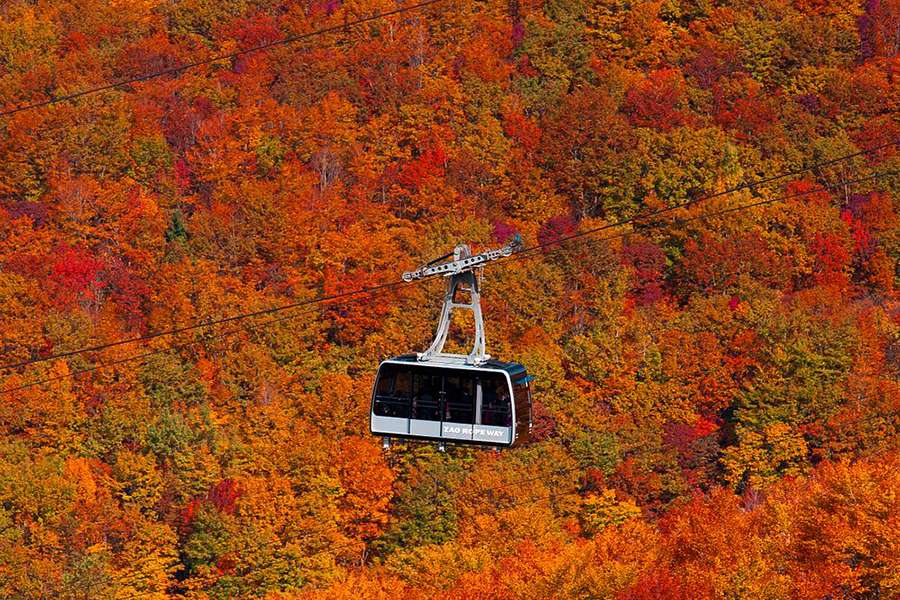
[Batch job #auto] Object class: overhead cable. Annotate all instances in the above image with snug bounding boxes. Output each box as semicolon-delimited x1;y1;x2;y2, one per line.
2;168;894;395
3;140;894;372
0;0;448;118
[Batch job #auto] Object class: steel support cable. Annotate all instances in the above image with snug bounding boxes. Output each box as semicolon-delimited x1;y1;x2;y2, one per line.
499;168;899;266
0;291;379;395
4;169;895;395
3;141;894;373
0;0;449;119
0;279;407;371
504;139;899;262
1;169;896;394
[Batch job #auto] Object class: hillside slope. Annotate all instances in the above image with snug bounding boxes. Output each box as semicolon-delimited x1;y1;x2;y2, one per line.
0;0;898;597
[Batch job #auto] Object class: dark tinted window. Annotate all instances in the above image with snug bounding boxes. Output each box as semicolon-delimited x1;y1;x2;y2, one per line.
373;365;411;418
444;374;475;423
513;380;531;433
375;365;396;394
395;368;411;397
481;373;511;426
411;372;442;421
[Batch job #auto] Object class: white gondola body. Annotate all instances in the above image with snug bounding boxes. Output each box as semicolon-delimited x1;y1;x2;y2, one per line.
370;354;532;448
371;242;533;448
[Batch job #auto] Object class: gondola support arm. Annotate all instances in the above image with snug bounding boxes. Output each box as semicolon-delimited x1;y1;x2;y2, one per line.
403;237;521;365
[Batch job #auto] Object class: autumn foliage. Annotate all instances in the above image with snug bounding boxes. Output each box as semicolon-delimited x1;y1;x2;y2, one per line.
0;0;898;597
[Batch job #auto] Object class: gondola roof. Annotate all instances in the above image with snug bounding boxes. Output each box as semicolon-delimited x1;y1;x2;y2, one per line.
385;354;527;377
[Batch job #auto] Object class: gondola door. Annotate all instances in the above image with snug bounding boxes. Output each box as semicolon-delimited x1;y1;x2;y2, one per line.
473;372;513;445
409;370;442;439
371;364;411;437
441;372;475;442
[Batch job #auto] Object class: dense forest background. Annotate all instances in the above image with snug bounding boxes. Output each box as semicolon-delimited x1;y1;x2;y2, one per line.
0;0;898;597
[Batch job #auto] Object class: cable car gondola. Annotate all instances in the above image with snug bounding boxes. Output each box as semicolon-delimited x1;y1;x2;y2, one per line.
370;242;533;448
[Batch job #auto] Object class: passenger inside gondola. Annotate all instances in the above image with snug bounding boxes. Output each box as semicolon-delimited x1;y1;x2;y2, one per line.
481;376;512;426
412;373;441;420
373;367;405;418
497;389;512;426
444;375;475;423
444;380;456;421
458;383;474;422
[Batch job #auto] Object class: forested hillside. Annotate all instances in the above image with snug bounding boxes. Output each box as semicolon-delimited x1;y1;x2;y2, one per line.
0;0;898;597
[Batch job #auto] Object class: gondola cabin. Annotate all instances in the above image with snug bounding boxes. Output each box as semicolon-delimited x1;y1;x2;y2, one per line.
373;241;533;449
370;354;533;448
